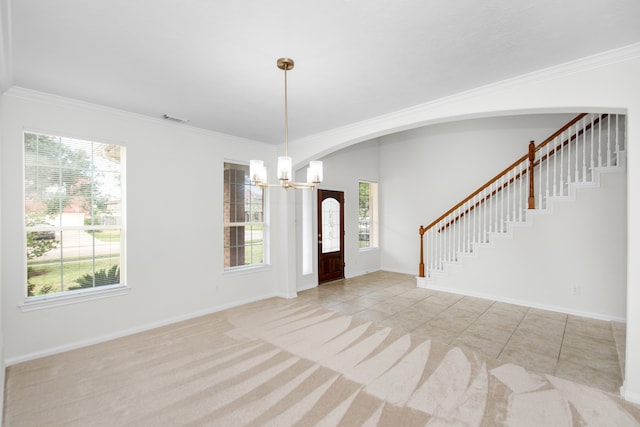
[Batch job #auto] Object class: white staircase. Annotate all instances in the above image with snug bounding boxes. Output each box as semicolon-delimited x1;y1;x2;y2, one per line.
416;114;627;319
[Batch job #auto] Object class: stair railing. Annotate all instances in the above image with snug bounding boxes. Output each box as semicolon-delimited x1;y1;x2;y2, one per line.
418;113;625;278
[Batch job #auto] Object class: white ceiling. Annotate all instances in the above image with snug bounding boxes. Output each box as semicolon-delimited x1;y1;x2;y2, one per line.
3;0;640;144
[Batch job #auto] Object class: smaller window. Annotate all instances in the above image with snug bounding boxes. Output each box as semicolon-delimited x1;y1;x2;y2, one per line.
358;181;379;249
223;162;266;269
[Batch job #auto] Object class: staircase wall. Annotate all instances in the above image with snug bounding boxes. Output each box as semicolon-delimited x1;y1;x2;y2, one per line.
379;113;576;274
420;167;627;320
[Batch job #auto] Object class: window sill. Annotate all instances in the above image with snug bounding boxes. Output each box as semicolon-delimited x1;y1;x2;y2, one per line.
359;247;379;253
223;264;272;277
20;284;130;312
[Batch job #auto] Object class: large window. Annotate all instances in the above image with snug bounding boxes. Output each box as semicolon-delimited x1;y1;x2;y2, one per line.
359;181;379;249
24;132;125;298
224;162;265;269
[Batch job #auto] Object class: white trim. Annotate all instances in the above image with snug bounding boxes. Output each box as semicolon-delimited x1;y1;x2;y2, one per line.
358;247;379;253
296;282;317;292
416;277;626;323
7;291;282;366
290;42;640;166
274;291;298;299
20;284;130;312
0;0;13;92
621;382;640;404
4;86;266;146
223;263;272;277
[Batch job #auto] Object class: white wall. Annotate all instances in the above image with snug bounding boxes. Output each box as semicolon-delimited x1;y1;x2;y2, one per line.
378;114;575;274
285;46;640;402
425;169;627;320
295;140;381;290
0;89;5;420
0;89;289;363
3;45;640;403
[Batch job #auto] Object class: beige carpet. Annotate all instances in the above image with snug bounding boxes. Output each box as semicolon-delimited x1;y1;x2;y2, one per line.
4;298;640;426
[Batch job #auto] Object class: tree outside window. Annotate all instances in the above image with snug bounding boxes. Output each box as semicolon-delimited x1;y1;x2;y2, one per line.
359;181;379;249
224;162;265;268
24;132;124;297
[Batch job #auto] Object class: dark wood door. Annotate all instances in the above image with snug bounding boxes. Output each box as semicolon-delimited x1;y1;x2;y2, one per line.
317;189;345;284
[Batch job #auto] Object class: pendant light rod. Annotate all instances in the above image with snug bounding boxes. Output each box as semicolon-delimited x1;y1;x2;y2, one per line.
278;58;294;157
250;58;323;190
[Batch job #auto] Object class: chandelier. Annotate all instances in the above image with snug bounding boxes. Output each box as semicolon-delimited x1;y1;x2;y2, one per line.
250;58;323;189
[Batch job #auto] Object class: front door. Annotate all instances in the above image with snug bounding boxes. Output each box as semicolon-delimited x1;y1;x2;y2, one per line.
317;189;345;283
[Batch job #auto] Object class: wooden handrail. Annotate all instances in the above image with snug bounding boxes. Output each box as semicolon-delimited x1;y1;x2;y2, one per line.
433;113;603;233
535;113;604;166
435;167;529;233
421;113;589;234
422;152;528;233
535;113;588;153
419;113;594;277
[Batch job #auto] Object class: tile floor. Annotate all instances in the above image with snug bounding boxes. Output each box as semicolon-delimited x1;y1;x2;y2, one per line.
297;270;626;394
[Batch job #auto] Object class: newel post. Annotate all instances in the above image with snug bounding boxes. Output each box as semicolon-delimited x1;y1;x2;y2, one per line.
528;140;536;209
419;225;426;278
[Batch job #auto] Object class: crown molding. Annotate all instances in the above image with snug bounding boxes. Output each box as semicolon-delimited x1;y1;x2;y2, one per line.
291;42;640;159
0;0;13;92
3;86;266;146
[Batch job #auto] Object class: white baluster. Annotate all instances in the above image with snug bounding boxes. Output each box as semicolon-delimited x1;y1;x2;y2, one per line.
500;175;504;231
452;211;457;261
553;136;558;197
476;194;480;246
460;202;469;253
425;230;430;275
448;213;453;262
545;143;550;202
469;200;473;252
512;166;519;222
615;114;620;157
433;228;437;271
518;163;523;222
590;115;595;176
491;182;496;233
437;227;441;270
431;229;435;274
582;118;587;182
455;211;458;260
506;169;511;222
476;193;481;245
465;200;470;252
567;125;572;184
538;146;543;209
573;122;580;182
483;188;487;242
443;218;448;263
453;210;458;260
607;115;611;166
560;130;565;195
598;115;603;167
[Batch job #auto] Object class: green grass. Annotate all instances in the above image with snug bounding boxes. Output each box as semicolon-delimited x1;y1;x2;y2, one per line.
244;243;263;265
27;257;120;295
91;230;121;242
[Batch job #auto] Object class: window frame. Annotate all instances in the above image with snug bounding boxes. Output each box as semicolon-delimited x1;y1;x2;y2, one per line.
223;161;268;272
21;131;128;310
358;180;379;250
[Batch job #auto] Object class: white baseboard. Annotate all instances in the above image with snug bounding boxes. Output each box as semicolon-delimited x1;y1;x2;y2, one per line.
4;292;281;366
416;277;625;322
621;382;640;404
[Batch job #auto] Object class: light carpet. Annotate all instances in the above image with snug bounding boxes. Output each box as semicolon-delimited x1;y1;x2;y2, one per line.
4;298;640;426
